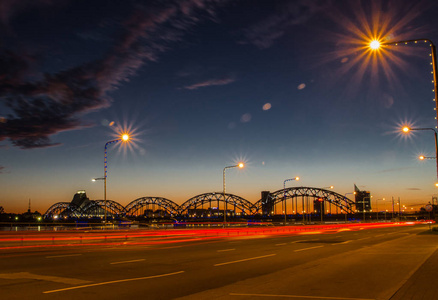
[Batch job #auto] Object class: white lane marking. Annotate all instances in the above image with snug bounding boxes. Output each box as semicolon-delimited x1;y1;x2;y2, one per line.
229;292;375;300
43;271;185;294
214;254;276;267
110;259;145;265
357;237;370;241
332;240;351;245
217;249;236;252
275;243;287;246
0;272;90;285
291;240;307;244
46;254;82;258
291;239;319;243
294;246;324;252
374;234;385;237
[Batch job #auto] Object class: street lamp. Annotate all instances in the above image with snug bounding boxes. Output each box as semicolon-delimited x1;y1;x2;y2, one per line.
402;126;438;182
283;176;300;225
370;38;437;129
100;134;130;224
343;192;355;223
419;155;435;160
376;198;385;221
223;163;244;225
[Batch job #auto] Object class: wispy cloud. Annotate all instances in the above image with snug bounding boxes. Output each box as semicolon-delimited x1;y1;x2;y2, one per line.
0;166;6;174
183;77;236;90
406;188;421;191
0;0;226;149
239;0;330;49
377;166;417;173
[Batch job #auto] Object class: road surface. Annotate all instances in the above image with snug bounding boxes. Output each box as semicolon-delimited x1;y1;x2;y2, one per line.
0;224;437;300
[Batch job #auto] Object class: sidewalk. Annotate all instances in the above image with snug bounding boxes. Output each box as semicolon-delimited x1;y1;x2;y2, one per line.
390;232;438;300
175;229;438;300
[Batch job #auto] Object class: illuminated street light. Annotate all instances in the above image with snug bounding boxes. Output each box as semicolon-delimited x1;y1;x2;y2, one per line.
343;192;356;223
100;133;130;224
376;198;385;221
283;176;300;225
223;163;244;225
402;126;438;182
370;39;437;129
419;155;435;160
369;40;380;50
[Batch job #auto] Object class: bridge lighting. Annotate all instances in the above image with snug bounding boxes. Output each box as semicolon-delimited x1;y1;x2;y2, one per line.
238;162;244;168
419;155;425;160
402;126;410;133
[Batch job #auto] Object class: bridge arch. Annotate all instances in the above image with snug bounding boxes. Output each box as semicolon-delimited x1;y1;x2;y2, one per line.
43;202;81;219
179;192;254;217
81;200;126;218
253;187;355;215
124;197;179;217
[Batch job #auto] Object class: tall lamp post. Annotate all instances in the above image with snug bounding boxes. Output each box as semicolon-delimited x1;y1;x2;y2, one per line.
402;126;438;182
283;177;300;225
344;192;355;223
97;134;130;224
223;163;244;226
376;198;385;221
370;38;437;127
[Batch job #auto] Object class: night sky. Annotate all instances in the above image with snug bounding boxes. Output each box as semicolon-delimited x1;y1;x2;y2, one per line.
1;0;438;213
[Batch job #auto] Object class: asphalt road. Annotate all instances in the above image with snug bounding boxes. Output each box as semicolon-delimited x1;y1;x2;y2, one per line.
0;224;436;300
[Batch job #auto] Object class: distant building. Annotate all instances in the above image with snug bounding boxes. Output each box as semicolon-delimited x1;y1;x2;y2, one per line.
261;191;274;216
354;184;371;212
71;190;91;209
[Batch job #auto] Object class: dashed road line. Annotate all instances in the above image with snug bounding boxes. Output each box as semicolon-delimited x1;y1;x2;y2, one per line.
214;254;276;267
46;254;82;259
110;259;145;265
332;240;351;245
217;249;235;252
43;271;185;294
294;246;324;252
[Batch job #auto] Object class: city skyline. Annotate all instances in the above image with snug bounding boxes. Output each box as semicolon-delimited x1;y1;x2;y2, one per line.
1;0;438;213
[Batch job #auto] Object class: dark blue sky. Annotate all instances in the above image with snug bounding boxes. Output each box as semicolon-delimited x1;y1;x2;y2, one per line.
1;0;438;213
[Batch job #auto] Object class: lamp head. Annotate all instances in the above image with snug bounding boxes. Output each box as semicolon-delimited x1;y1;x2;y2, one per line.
419;155;425;160
402;126;410;133
295;176;300;181
369;40;381;50
238;163;244;169
121;134;130;141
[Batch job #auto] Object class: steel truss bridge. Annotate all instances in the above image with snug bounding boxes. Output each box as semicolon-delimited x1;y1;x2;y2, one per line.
43;187;356;220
